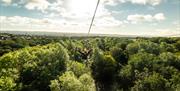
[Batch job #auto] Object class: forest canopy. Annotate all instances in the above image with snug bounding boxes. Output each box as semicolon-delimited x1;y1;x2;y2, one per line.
0;33;180;91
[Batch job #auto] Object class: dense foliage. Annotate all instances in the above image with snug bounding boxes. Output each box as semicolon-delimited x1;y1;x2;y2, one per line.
0;33;180;91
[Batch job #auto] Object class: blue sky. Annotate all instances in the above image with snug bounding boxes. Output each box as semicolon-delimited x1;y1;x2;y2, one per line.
0;0;179;36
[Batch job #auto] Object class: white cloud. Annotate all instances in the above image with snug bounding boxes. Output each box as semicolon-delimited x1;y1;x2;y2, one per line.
154;13;165;21
107;0;162;6
102;0;120;6
127;0;162;6
5;16;71;26
0;16;65;31
94;15;123;27
102;0;162;6
1;0;11;4
1;0;168;35
127;13;165;23
44;0;122;27
0;14;123;33
127;14;153;23
45;0;117;19
25;0;50;11
131;0;147;5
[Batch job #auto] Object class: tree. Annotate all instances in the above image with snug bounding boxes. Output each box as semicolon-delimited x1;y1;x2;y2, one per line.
126;42;139;55
110;47;128;65
117;65;135;90
126;40;160;55
159;52;180;70
170;73;180;90
79;74;96;91
160;42;176;53
20;43;69;91
131;72;171;91
66;61;90;77
174;40;180;51
50;71;82;91
0;76;17;91
0;43;69;91
91;49;118;91
50;71;96;91
128;52;155;72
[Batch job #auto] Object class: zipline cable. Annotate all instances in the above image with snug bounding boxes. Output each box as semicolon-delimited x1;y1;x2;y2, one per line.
88;0;100;36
